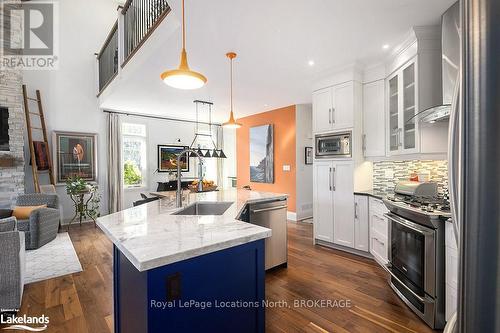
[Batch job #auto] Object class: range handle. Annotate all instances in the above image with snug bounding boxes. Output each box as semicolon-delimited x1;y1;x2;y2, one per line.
384;213;434;235
385;265;433;304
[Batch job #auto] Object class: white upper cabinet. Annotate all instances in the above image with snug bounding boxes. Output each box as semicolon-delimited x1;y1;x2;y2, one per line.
362;79;386;157
313;82;354;133
333;82;355;130
384;26;445;156
387;59;419;155
312;88;333;133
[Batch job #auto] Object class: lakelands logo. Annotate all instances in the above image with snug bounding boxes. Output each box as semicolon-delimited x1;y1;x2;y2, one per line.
0;1;59;70
0;314;49;331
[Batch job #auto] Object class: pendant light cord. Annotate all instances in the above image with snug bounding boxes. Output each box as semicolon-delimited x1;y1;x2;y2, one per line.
182;0;186;50
230;56;233;112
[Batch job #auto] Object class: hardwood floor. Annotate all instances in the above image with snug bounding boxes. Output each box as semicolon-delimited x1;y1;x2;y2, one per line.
9;222;438;333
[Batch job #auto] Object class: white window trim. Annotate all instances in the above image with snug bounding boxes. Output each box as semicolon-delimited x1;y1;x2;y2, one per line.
122;122;148;190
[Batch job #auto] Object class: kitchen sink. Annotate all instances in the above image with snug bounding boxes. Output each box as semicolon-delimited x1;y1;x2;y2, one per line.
172;202;234;216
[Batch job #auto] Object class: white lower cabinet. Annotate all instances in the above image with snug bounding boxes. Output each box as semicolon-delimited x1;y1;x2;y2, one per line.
313;160;354;246
369;197;389;265
332;162;355;247
354;195;369;251
313;162;334;242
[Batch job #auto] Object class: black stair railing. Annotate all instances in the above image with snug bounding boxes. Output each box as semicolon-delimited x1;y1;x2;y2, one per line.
122;0;171;66
97;21;118;94
96;0;170;94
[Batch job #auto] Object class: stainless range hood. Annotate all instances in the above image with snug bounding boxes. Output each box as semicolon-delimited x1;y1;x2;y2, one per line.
417;2;460;123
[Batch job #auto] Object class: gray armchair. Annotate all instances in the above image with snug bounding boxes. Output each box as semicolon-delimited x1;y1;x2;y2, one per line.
0;217;25;311
16;194;60;250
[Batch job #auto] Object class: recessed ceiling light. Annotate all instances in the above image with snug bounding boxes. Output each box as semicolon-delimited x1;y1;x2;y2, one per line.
264;104;269;107
382;44;390;50
308;60;315;66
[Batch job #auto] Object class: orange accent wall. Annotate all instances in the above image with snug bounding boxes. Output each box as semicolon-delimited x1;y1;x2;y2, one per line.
236;105;296;212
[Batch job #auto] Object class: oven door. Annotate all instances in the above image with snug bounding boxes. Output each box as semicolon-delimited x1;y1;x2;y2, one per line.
386;213;436;297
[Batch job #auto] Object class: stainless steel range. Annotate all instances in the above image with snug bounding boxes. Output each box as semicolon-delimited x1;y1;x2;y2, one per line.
383;181;451;329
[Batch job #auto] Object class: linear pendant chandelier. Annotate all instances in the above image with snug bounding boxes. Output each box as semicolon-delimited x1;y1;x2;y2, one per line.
189;100;226;159
160;0;206;89
222;52;242;128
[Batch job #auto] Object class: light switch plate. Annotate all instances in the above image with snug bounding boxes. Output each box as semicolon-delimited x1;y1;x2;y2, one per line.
283;165;291;171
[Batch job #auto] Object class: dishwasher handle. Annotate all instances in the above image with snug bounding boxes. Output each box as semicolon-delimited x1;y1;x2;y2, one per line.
251;205;288;214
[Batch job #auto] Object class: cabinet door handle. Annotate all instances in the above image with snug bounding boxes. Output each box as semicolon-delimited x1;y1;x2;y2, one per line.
362;134;367;151
328;108;332;124
332;167;336;191
332;107;336;124
398;128;403;147
329;167;333;191
354;202;359;219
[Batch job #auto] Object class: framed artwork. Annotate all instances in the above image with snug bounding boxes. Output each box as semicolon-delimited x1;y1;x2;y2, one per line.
305;147;313;165
53;131;98;184
157;145;189;172
32;141;50;170
250;124;274;183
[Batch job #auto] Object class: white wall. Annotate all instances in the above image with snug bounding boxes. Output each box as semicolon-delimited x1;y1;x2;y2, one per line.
22;0;118;221
295;104;313;221
121;115;236;208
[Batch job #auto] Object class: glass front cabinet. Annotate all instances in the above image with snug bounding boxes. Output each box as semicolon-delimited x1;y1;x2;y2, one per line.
386;58;419;155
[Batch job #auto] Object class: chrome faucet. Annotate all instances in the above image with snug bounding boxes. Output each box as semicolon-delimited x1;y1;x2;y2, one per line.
176;148;204;208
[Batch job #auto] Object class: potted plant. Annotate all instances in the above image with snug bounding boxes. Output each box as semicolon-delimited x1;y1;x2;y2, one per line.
65;176;101;227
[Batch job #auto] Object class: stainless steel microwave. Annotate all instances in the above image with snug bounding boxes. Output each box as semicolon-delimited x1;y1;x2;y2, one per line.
315;132;352;158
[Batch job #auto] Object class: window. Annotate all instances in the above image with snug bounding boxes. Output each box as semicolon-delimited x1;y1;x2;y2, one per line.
194;133;218;183
122;123;147;188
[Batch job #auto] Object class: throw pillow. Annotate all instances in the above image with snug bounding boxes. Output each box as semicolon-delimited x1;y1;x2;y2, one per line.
12;205;47;220
0;209;13;219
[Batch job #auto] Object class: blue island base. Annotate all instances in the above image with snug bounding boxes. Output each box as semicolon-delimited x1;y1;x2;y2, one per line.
113;240;266;333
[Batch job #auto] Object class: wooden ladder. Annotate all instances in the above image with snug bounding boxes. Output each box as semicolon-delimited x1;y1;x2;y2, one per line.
22;85;55;193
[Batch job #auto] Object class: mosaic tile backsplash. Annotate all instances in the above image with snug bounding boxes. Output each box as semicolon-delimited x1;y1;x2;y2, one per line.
373;160;448;197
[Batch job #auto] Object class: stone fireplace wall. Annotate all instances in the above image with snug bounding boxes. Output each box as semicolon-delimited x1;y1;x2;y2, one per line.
0;1;25;208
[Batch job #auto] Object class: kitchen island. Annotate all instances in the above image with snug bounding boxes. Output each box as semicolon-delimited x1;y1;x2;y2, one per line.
97;189;287;333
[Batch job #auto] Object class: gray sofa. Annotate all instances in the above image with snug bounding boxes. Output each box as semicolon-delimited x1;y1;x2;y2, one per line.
0;217;25;311
16;194;60;250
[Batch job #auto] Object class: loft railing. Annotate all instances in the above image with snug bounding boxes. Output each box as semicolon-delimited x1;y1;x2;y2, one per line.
122;0;171;66
96;0;170;95
97;21;118;94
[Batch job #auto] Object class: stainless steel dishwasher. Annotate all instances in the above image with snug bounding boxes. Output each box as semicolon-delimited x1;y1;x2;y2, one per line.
249;199;288;270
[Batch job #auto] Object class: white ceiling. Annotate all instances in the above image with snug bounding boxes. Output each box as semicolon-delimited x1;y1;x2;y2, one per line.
99;0;456;123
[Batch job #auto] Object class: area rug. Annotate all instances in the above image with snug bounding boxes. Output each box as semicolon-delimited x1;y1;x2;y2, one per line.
25;232;83;284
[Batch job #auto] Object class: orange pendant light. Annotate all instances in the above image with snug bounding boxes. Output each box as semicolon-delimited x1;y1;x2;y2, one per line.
222;52;242;129
160;0;206;89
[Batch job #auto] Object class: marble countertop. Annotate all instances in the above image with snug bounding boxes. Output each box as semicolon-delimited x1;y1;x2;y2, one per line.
354;189;386;200
96;189;287;272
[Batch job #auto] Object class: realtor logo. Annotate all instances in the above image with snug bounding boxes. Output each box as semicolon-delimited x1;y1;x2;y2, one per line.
0;313;49;331
1;1;59;70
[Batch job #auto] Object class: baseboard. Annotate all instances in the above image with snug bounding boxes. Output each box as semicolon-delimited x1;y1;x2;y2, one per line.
287;211;297;221
315;239;373;259
296;215;313;223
